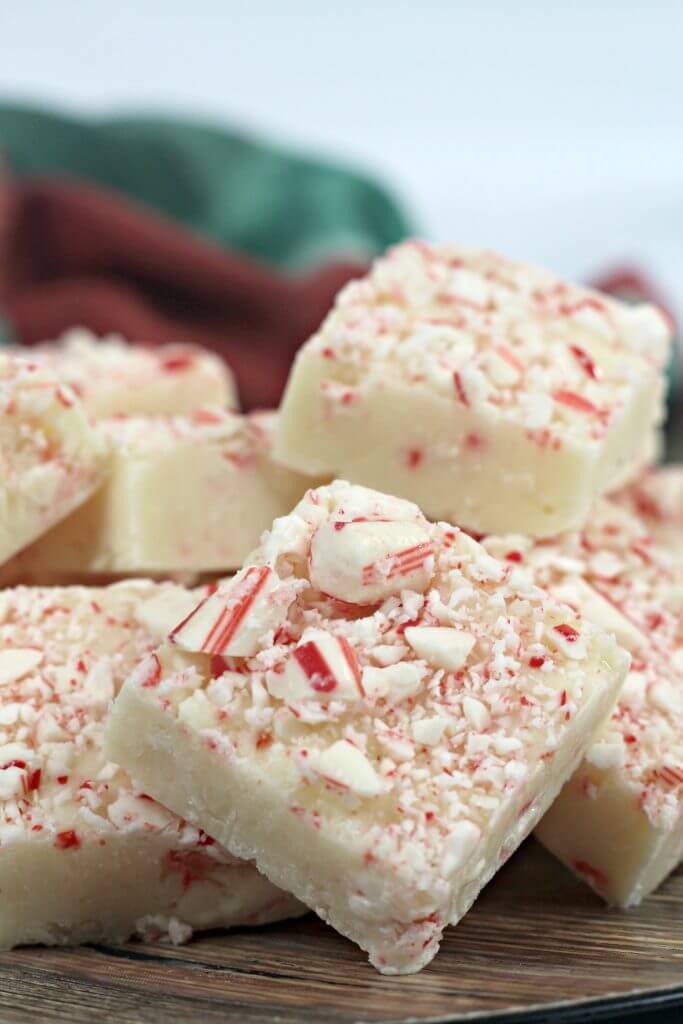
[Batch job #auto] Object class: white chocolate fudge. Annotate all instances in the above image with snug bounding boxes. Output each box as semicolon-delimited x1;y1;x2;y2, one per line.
0;581;302;950
0;357;110;565
275;242;670;537
9;410;313;578
614;466;683;557
485;500;683;905
19;328;237;417
106;482;628;973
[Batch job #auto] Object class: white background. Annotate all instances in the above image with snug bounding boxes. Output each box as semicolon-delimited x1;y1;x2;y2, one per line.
1;0;682;316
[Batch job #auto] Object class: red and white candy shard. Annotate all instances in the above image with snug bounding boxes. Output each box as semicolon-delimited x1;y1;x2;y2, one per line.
268;629;364;703
309;518;434;605
170;567;290;657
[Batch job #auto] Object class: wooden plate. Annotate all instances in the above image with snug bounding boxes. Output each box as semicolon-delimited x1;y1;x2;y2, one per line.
1;841;681;1023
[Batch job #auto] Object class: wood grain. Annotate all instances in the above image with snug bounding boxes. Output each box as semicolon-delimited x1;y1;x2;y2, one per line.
0;840;681;1024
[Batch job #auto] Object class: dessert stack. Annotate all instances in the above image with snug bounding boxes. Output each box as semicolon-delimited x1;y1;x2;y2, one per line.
0;245;680;974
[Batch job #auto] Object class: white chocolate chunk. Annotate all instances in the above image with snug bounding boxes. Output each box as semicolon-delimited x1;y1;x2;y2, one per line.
0;766;25;799
361;662;426;703
170;567;289;657
586;741;625;771
442;820;481;876
412;716;447;746
463;696;491;731
313;740;385;796
0;649;43;686
309;518;433;604
404;626;475;670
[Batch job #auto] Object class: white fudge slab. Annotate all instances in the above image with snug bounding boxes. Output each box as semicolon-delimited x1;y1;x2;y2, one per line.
9;410;313;577
18;328;238;417
485;499;683;905
615;465;683;557
106;481;628;973
0;581;302;950
275;242;670;537
0;356;110;565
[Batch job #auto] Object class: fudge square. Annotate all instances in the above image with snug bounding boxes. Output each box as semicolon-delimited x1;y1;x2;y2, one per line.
9;410;312;578
107;482;629;973
275;242;670;537
0;581;302;950
18;328;238;417
485;500;683;906
0;356;110;565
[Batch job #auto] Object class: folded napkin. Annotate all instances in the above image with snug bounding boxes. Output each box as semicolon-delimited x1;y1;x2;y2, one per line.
0;103;411;269
0;176;366;410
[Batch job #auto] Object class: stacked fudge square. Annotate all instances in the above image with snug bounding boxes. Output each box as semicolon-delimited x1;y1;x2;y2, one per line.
0;331;311;947
1;243;680;974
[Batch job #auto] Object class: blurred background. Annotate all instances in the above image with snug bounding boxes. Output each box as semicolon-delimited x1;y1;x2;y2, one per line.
0;1;681;426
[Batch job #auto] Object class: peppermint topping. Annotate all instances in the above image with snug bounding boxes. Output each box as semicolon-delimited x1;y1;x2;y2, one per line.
0;581;238;888
304;241;670;445
136;481;627;897
268;630;363;703
170;566;293;657
309;518;433;604
17;328;236;417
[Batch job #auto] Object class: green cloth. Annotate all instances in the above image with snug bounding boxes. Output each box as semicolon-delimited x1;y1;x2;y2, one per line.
0;103;412;269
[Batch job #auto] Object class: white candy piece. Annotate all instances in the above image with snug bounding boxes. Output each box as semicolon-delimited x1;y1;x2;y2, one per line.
361;662;426;703
412;716;448;746
442;820;481;876
309;518;433;604
0;649;43;687
313;740;385;797
170;567;288;657
404;627;475;671
268;630;363;703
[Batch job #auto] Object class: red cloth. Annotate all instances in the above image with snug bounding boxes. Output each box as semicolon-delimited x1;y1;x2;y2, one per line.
0;178;365;410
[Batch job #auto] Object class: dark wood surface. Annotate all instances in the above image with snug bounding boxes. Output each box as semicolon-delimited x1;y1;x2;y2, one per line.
0;840;681;1024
